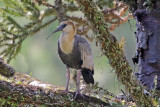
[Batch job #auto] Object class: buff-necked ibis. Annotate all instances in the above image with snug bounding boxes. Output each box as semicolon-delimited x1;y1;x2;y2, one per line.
47;21;94;98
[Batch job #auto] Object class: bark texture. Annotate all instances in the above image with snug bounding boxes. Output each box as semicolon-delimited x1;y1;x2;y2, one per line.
132;0;160;91
0;59;15;77
55;0;67;22
0;80;109;106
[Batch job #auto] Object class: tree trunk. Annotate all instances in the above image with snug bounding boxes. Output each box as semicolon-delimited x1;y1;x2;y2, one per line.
133;0;160;91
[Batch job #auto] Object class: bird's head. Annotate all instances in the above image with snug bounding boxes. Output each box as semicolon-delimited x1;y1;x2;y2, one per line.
47;21;75;39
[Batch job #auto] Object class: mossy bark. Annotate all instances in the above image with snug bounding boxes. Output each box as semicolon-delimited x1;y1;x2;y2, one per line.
0;59;15;77
0;59;109;106
0;80;109;106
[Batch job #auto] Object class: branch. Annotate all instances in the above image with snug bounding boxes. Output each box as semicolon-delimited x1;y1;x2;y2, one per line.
0;58;15;77
0;0;57;63
0;80;109;106
118;0;137;12
34;0;56;9
55;0;67;22
76;0;153;106
0;59;109;106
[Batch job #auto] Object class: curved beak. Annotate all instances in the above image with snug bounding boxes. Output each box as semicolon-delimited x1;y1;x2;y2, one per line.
46;24;65;39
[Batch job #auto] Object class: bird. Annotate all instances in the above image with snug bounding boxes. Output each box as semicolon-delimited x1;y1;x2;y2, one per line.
47;21;94;98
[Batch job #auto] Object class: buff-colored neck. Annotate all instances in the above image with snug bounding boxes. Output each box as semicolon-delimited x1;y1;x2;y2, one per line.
59;30;75;54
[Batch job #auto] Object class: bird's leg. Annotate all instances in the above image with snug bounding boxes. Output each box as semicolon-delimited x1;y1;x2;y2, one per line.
76;69;81;93
74;69;84;99
64;67;70;92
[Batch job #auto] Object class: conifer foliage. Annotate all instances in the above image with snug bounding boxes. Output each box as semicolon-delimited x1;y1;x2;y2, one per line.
0;0;56;62
0;0;130;63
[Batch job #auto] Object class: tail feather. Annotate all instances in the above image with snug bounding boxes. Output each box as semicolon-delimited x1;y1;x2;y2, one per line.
81;68;94;84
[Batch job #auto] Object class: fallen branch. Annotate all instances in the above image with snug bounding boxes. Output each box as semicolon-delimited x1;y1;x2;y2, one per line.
0;80;109;106
0;59;109;106
0;58;15;77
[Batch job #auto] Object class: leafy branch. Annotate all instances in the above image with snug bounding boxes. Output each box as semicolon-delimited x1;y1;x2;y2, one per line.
0;0;131;63
0;0;57;62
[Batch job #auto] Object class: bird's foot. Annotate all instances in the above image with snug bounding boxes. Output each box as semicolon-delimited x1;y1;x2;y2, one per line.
62;88;69;93
74;90;84;99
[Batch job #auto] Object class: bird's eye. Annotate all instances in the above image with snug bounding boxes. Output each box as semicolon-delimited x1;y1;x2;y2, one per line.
62;24;67;29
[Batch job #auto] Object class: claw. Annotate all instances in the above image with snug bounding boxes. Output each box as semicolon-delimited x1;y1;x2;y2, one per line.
62;89;69;93
74;90;84;99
